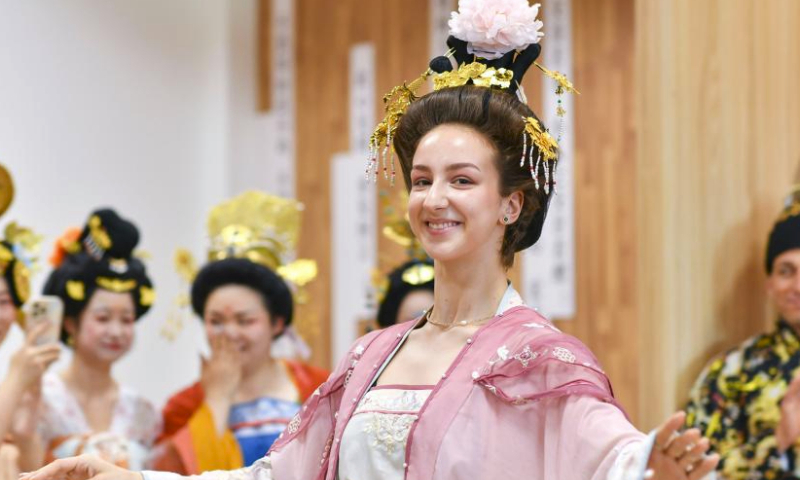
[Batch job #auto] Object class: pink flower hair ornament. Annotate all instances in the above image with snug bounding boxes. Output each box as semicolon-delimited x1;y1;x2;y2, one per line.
448;0;544;60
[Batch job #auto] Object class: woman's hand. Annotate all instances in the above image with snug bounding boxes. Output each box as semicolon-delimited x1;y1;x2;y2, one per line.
5;322;60;393
200;333;242;435
200;333;243;402
646;412;719;479
19;454;140;480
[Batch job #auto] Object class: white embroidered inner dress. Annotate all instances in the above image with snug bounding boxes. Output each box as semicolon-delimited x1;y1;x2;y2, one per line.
338;386;432;480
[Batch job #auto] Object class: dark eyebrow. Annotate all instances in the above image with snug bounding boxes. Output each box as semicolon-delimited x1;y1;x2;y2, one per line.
207;308;257;317
411;163;481;173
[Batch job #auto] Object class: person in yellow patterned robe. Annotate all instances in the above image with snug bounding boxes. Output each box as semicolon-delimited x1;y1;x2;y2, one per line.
686;186;800;479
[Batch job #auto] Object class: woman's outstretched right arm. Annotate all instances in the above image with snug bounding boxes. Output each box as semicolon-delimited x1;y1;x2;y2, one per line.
21;453;274;480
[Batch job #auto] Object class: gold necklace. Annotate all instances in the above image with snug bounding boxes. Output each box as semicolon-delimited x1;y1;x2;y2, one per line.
423;307;496;329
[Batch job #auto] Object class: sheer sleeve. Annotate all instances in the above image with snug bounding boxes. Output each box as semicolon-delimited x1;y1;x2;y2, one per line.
553;396;717;480
141;455;272;480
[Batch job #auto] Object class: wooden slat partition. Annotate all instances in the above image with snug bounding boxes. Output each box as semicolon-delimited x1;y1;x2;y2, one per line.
293;0;431;368
257;0;271;111
281;1;800;432
636;0;800;429
553;0;639;422
289;1;643;422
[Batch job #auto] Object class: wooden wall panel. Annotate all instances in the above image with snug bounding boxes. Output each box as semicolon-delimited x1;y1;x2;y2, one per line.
293;1;430;368
553;0;640;422
257;0;271;111
290;0;643;408
287;1;800;433
636;0;800;429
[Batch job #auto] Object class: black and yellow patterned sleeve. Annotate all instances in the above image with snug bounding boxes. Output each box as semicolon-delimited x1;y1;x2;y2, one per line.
685;355;791;479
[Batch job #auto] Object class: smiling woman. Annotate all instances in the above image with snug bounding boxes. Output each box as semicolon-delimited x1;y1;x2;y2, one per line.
149;192;329;475
12;209;160;472
395;86;545;270
19;1;717;480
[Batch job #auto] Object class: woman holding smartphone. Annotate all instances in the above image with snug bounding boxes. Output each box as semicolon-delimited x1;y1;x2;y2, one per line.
0;224;59;480
14;209;159;472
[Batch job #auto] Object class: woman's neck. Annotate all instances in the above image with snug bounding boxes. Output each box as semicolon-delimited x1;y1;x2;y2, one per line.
430;254;509;327
238;357;284;398
62;352;115;393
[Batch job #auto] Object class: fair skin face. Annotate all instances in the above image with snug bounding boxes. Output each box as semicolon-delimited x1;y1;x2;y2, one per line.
765;249;800;451
57;290;136;435
19;124;717;480
200;284;297;435
395;289;434;324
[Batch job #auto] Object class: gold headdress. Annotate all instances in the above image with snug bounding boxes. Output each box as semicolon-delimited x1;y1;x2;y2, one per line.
166;191;317;340
175;191;317;293
366;1;578;196
165;191;318;341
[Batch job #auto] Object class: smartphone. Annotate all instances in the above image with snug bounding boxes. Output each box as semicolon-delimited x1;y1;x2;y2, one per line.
22;296;64;345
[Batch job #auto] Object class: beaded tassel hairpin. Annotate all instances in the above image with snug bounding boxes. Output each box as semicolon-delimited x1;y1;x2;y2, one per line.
365;71;433;186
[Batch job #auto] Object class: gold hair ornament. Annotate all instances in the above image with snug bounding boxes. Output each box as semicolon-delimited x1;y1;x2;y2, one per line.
432;62;513;90
139;286;155;307
83;215;112;259
402;263;434;285
777;185;800;223
96;277;137;293
371;191;433;306
66;280;85;301
12;261;29;304
205;191;317;292
0;222;42;304
521;117;559;193
163;191;318;340
366;57;577;195
366;70;435;186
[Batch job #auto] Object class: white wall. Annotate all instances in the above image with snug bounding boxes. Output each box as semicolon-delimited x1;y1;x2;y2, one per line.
0;0;276;407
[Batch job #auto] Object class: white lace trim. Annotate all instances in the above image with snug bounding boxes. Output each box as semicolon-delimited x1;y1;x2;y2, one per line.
355;389;429;414
141;455;273;480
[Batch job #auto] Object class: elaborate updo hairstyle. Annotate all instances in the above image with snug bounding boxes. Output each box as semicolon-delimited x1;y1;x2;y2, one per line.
376;258;434;328
43;209;154;344
190;258;293;337
393;85;552;268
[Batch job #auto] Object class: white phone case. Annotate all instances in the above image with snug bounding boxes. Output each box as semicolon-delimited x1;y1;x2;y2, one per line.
22;295;64;345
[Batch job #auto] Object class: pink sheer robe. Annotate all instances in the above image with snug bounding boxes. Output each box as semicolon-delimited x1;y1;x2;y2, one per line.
144;288;659;480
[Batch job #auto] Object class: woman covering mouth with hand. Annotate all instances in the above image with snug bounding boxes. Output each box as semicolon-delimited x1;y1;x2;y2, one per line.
149;191;329;475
